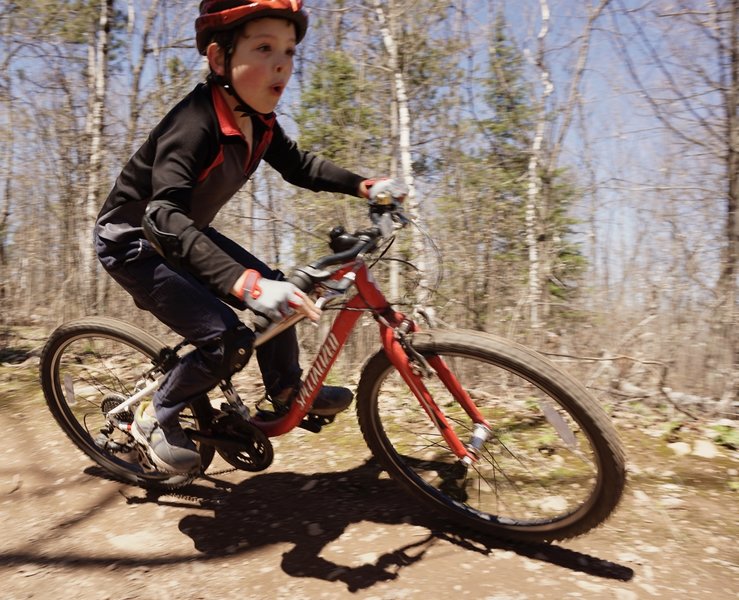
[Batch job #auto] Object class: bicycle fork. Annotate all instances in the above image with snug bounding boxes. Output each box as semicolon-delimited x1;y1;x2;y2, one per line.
380;321;492;465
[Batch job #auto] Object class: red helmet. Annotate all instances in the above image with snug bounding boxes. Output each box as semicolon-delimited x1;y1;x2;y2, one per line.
195;0;309;55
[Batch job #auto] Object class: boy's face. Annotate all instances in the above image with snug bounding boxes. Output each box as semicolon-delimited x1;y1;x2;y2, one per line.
226;17;296;115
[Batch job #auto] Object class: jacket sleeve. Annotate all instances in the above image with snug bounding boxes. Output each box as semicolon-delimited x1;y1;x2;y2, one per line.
263;121;366;196
142;108;245;298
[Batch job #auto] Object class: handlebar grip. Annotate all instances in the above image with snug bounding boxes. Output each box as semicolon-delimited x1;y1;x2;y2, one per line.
252;270;315;333
288;269;314;293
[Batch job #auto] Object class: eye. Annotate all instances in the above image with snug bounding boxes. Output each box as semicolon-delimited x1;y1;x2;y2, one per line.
286;47;296;57
256;44;272;53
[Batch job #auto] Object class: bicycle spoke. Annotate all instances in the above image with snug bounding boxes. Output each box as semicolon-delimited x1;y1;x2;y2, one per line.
365;349;604;526
41;321;216;487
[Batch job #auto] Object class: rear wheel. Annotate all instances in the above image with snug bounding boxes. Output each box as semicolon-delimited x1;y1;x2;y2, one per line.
39;317;215;488
357;329;626;542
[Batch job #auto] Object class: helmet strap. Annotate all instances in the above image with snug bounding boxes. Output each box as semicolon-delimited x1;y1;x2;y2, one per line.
210;72;261;117
208;33;270;117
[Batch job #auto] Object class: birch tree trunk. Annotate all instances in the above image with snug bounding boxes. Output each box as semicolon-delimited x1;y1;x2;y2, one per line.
84;0;113;312
0;28;14;313
525;0;553;329
526;0;611;328
373;0;433;316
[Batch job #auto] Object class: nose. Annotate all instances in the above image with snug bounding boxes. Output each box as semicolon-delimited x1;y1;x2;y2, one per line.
275;54;292;73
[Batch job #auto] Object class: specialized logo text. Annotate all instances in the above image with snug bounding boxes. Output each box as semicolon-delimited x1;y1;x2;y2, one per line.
297;332;341;409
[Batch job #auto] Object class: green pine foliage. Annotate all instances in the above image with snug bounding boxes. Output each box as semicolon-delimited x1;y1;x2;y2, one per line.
433;13;587;331
297;50;381;163
541;170;588;313
291;49;384;267
482;15;535;167
432;15;532;330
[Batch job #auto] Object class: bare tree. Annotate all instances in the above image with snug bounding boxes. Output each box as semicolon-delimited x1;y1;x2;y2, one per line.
84;0;114;312
525;0;612;329
610;0;738;406
123;0;162;155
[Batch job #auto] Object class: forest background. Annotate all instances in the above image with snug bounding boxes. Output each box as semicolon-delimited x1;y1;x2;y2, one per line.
0;0;736;418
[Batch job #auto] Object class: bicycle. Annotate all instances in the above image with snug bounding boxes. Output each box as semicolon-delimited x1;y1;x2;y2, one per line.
39;185;626;542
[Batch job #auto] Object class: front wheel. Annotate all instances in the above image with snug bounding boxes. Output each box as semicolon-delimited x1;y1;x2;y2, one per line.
39;317;215;488
356;329;626;542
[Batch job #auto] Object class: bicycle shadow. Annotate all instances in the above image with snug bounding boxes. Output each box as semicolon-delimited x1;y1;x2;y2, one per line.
125;459;633;592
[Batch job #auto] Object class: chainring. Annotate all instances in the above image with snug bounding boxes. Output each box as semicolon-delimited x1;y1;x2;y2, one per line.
213;414;274;472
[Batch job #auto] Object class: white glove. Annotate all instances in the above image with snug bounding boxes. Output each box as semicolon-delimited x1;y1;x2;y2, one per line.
239;269;308;322
367;178;409;206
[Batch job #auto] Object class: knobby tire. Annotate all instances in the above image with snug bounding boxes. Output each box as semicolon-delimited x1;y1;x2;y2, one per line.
39;316;215;489
356;328;626;542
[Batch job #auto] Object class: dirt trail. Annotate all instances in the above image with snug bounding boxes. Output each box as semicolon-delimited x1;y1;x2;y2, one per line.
1;361;737;600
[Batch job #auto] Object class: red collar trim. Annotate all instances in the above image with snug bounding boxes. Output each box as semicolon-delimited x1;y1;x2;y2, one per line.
210;84;278;136
211;84;243;138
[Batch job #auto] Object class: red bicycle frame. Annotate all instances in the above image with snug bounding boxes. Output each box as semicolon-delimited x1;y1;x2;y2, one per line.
250;258;490;463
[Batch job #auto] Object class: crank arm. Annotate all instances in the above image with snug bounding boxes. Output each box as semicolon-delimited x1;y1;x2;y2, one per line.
188;430;247;452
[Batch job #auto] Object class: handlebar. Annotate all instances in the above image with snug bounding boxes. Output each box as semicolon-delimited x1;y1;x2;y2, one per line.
286;225;383;294
253;181;410;331
291;187;410;292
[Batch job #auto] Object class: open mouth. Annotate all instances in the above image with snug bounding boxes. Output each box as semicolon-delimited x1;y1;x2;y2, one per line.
271;84;284;95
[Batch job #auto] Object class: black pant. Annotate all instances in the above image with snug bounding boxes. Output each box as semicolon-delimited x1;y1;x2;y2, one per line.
100;228;301;426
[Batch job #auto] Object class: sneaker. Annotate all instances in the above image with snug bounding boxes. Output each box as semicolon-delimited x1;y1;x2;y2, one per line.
131;403;201;473
312;386;354;416
272;386;353;417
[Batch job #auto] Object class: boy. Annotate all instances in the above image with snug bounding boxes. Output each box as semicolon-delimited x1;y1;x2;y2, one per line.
94;0;376;474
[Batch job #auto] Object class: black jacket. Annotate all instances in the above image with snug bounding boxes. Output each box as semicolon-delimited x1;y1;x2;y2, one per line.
95;82;365;298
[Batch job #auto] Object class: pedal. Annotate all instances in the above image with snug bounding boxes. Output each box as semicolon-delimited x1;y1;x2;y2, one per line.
298;413;335;433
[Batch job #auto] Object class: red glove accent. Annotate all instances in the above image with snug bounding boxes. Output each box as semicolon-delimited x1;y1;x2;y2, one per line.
240;269;263;301
237;269;310;322
363;178;389;190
